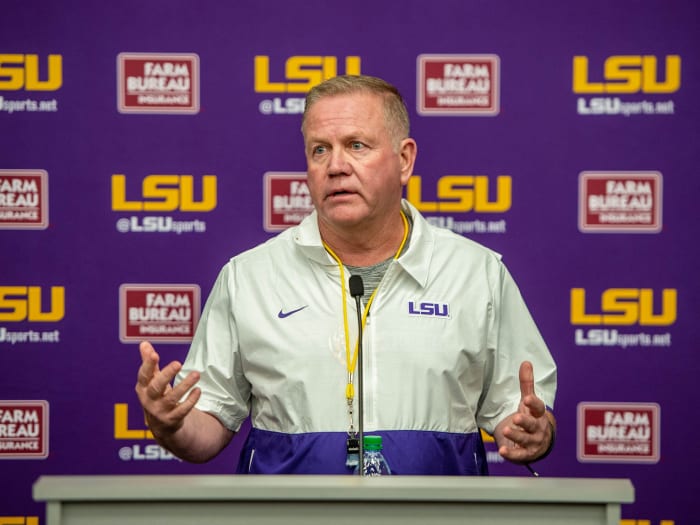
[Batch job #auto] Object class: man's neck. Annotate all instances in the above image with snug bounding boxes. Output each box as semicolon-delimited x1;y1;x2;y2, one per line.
319;212;407;267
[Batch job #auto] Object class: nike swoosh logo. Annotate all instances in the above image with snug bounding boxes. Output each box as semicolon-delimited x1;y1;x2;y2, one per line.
277;305;308;318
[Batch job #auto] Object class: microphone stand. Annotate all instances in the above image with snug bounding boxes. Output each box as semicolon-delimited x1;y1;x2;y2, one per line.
349;275;365;476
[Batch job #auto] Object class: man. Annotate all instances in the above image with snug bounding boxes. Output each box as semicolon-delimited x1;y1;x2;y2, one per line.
136;74;556;474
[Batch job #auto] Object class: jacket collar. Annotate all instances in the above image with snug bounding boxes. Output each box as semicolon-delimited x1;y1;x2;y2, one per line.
293;199;433;289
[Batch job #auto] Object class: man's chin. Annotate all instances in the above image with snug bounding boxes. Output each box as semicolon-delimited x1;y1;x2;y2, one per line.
318;207;367;230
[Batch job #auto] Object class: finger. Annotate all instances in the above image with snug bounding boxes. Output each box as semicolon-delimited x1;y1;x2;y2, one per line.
502;409;552;460
167;371;201;403
146;360;182;399
136;341;160;387
499;424;541;461
512;411;542;434
522;393;546;419
509;415;549;447
139;340;156;363
519;361;535;400
499;443;534;464
169;386;202;420
517;360;546;419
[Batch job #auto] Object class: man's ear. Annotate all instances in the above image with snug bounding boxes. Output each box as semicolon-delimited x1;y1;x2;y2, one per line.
398;138;417;185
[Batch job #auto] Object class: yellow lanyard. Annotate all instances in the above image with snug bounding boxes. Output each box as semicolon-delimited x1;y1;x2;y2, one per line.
322;211;409;403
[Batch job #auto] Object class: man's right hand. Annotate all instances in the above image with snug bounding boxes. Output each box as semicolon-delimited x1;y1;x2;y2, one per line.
135;341;235;463
135;340;202;438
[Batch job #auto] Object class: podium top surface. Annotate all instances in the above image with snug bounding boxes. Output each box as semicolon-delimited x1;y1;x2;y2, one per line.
33;475;634;504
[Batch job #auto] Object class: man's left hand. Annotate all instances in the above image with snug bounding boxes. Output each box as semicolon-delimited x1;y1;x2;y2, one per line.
494;361;555;464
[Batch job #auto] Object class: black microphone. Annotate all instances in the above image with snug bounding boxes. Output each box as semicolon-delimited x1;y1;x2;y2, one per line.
349;274;364;299
349;275;365;475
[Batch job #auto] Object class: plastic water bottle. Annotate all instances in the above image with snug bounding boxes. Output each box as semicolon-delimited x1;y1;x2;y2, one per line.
355;435;392;476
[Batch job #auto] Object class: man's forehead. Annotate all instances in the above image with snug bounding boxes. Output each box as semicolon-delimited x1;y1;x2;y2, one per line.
309;91;382;114
303;92;385;136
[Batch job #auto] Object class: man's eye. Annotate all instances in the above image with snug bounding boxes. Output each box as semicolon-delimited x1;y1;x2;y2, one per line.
313;145;327;155
350;142;364;150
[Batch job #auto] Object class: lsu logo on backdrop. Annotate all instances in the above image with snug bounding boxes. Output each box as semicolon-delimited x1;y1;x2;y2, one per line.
0;400;49;459
254;55;361;114
578;171;662;233
263;172;313;231
573;55;680;94
621;521;675;525
406;175;511;212
572;288;675;348
114;402;153;440
0;54;62;91
119;284;200;343
113;402;178;461
570;288;676;326
117;53;199;114
254;55;361;93
111;174;217;212
573;55;679;115
0;170;49;229
0;286;65;322
406;175;510;235
577;402;659;463
112;174;214;234
417;54;500;116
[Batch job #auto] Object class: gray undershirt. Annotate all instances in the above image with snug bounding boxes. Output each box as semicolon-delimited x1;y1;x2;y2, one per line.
345;214;413;307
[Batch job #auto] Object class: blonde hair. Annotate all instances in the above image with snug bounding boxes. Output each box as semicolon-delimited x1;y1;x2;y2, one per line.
302;75;410;148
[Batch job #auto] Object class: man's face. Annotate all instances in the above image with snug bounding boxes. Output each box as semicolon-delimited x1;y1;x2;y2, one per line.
303;92;415;234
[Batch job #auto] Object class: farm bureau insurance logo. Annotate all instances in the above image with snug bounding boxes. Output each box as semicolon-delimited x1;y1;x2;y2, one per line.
0;53;61;114
579;171;662;233
0;170;48;229
254;55;361;115
417;54;500;116
119;284;200;343
573;54;679;116
263;172;313;231
0;400;49;459
117;53;199;114
578;402;659;463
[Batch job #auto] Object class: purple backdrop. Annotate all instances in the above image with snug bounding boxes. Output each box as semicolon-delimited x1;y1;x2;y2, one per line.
2;1;698;523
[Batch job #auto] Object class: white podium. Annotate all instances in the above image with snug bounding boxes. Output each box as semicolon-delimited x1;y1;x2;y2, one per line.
33;475;634;525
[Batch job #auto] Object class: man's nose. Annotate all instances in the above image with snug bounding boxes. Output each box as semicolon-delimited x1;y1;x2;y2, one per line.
328;148;351;176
